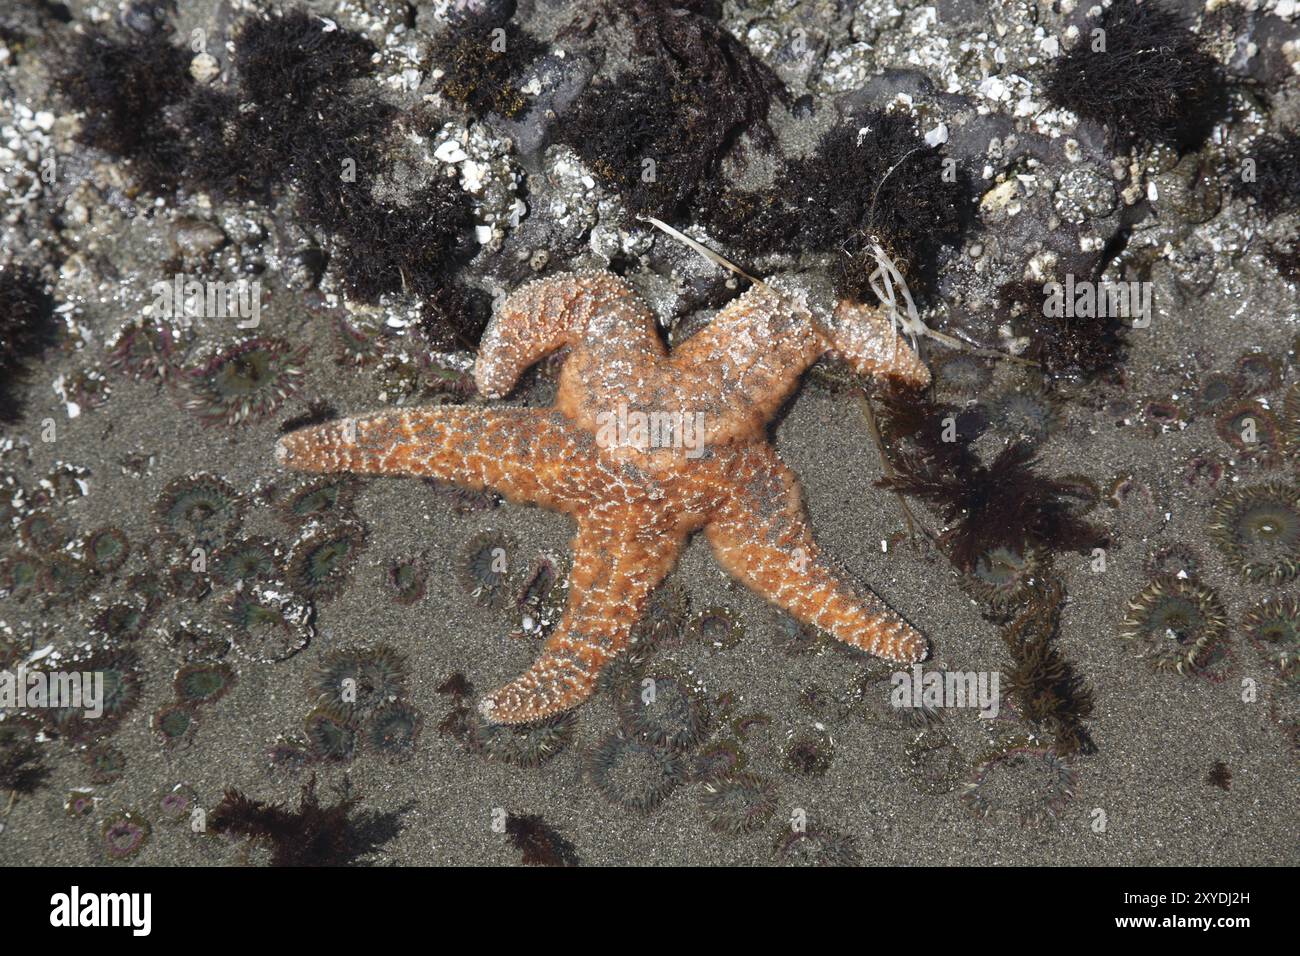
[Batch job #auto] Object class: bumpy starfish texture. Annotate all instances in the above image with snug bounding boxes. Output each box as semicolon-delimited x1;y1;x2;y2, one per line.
277;271;932;723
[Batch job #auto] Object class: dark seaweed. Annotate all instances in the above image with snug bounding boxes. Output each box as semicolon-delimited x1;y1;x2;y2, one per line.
556;0;784;221
701;108;972;303
0;268;59;422
505;812;579;866
874;389;1106;570
1043;0;1227;151
210;775;400;866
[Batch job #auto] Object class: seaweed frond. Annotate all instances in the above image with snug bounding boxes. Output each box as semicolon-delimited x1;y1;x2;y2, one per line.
210;775;399;866
874;390;1105;570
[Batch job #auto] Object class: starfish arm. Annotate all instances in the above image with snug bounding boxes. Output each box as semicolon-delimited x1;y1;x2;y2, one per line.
827;300;931;389
479;511;685;723
474;271;665;399
668;284;826;443
275;407;600;510
703;446;928;663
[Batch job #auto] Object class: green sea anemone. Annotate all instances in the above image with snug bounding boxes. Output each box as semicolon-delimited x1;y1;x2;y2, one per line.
185;336;306;426
1120;575;1227;674
1208;483;1300;584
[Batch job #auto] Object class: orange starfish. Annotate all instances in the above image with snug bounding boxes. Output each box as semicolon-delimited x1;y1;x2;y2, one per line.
277;271;931;723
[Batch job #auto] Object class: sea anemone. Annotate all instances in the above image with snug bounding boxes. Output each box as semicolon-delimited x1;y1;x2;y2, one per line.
0;551;43;603
38;555;98;604
614;670;710;751
184;337;307;427
771;826;862;866
152;704;198;748
17;511;71;555
282;477;357;527
365;701;423;761
1195;372;1235;414
303;703;360;762
456;530;516;609
211;537;283;586
174;662;236;707
465;711;577;767
586;733;686;814
1216;402;1282;463
1144;544;1200;579
628;580;691;652
932;353;993;396
88;598;151;644
699;773;777;835
1243;597;1299;677
82;527;130;574
1119;575;1227;674
1283;383;1298;451
687;605;745;650
963;545;1045;613
157;618;231;664
85;744;127;785
691;739;748;783
285;521;367;602
960;744;1078;825
784;731;835;777
65;790;96;819
125;570;171;616
100;811;152;861
154;473;243;555
105;316;181;385
1233;352;1281;398
386;556;428;606
155;784;200;826
221;581;315;663
309;646;408;715
905;733;966;795
985;387;1061;446
1208;483;1300;584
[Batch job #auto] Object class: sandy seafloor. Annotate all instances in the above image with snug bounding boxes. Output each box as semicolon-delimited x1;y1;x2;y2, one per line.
1;0;1298;866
